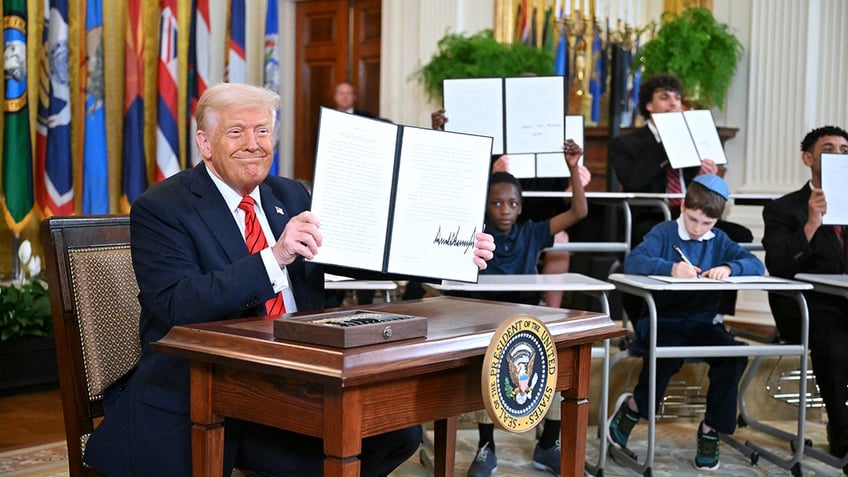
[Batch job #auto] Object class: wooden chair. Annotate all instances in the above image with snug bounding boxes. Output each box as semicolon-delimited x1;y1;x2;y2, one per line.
42;216;139;477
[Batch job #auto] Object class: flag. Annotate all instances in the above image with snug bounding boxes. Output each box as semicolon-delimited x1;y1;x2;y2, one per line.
34;0;73;217
226;0;246;83
264;0;279;176
121;0;148;211
82;0;108;214
2;0;34;235
187;0;211;166
629;36;641;126
155;0;180;181
554;8;569;79
542;6;555;53
589;28;603;122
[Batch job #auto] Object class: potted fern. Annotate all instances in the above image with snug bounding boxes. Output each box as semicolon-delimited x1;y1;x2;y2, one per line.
634;7;743;109
412;29;554;104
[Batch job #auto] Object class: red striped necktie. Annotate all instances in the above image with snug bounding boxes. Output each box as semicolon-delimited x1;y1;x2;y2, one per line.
238;196;286;317
666;167;683;214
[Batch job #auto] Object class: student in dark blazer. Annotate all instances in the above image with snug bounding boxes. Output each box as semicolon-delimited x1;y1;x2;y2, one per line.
83;82;495;477
762;125;848;458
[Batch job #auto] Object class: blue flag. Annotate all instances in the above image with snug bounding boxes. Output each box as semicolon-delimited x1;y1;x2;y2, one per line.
83;0;109;214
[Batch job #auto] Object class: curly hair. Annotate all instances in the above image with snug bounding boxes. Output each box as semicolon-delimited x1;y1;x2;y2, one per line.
638;73;683;119
800;125;848;152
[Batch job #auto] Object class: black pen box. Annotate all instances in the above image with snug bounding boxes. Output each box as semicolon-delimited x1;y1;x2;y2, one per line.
273;310;427;348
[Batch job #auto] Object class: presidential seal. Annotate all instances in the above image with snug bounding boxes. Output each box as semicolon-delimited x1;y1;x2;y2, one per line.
481;314;557;433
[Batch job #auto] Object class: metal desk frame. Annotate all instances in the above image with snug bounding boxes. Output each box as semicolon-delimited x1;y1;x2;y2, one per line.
793;273;848;473
607;273;812;477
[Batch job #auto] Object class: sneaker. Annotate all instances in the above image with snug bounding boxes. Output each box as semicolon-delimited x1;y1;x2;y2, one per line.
608;393;639;449
694;422;720;471
532;441;561;475
467;442;497;477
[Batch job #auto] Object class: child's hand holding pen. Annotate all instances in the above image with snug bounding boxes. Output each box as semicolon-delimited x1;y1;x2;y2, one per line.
671;244;701;278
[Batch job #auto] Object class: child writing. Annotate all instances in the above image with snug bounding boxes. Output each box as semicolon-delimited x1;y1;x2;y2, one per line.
452;139;587;477
608;174;764;471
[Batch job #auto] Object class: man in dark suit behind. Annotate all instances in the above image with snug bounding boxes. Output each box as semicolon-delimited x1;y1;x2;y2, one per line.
83;82;494;476
334;80;374;118
762;125;848;458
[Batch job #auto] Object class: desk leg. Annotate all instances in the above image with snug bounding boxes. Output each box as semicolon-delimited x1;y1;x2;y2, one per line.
433;417;457;477
561;345;591;477
324;388;363;477
190;361;225;477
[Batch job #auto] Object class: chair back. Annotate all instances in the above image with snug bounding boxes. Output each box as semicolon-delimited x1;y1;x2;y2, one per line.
41;216;140;477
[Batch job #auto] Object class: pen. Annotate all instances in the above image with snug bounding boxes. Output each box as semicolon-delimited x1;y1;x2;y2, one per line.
671;244;694;267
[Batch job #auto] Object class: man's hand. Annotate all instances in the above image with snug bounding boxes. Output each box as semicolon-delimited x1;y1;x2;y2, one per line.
698;158;719;175
473;232;495;270
272;211;322;266
805;187;827;241
431;109;448;131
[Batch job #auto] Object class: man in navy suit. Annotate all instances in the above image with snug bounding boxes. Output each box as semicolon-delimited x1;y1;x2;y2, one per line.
83;82;495;476
763;125;848;458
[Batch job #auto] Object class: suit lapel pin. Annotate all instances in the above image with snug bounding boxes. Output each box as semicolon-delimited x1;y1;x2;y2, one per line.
275;206;284;216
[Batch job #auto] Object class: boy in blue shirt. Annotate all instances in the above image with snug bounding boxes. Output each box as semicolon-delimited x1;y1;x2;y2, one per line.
608;174;764;471
452;139;587;476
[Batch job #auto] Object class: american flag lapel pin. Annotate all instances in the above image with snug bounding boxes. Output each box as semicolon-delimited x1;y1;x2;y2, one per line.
275;206;284;216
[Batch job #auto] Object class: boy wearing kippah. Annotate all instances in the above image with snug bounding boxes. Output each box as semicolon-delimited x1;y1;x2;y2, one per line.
608;174;764;470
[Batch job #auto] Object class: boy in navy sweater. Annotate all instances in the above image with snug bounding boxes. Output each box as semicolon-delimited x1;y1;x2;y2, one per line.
608;174;764;471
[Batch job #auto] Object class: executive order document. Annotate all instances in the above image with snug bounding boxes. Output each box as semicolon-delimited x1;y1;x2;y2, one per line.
309;108;493;283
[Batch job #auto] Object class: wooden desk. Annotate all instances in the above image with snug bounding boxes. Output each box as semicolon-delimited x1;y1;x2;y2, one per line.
426;273;618;475
152;296;624;477
607;274;812;475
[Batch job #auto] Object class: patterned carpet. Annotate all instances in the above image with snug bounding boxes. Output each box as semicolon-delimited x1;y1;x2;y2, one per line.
4;420;843;476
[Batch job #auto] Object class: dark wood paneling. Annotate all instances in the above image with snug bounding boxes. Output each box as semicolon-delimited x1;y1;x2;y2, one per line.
294;0;382;183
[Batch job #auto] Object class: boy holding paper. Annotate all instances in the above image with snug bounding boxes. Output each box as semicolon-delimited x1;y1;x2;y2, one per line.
453;139;587;477
762;125;848;458
609;174;763;471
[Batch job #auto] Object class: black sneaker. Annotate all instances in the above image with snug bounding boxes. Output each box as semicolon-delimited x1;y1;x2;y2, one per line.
694;422;720;471
607;393;639;449
467;442;497;477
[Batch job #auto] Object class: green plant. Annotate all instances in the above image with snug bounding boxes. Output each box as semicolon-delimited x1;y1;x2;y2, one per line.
0;277;51;341
634;7;743;109
0;240;51;341
412;29;555;103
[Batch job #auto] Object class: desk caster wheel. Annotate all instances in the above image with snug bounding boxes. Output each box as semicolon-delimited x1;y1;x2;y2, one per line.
790;462;802;477
642;468;652;477
749;450;759;466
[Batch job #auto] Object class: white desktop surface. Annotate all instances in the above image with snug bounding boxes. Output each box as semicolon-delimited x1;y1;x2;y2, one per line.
608;273;812;292
430;272;614;292
323;274;398;291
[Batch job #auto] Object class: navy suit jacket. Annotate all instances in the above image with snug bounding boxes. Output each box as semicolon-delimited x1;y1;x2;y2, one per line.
84;163;325;476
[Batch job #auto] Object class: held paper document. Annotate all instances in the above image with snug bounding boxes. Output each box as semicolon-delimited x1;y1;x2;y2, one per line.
309;108;493;283
443;75;565;156
820;153;848;225
651;110;728;169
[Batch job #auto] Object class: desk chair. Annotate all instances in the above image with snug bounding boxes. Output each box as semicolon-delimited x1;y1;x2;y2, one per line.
42;216;139;477
42;216;253;477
